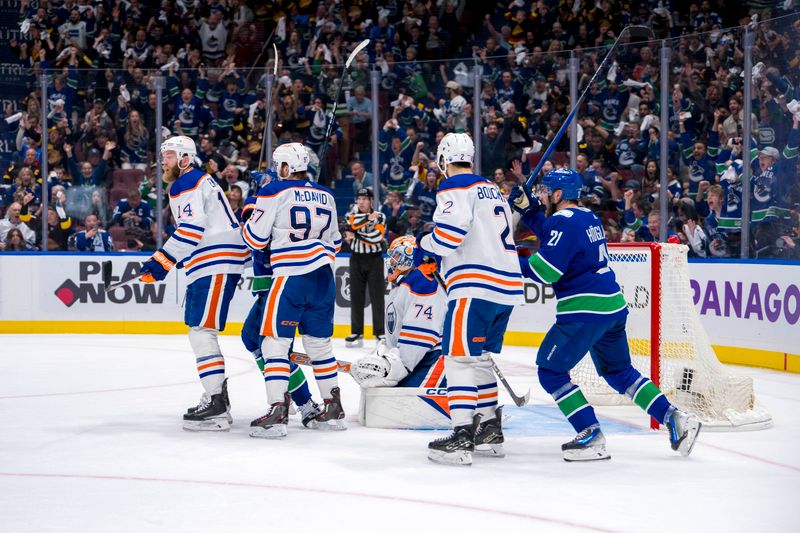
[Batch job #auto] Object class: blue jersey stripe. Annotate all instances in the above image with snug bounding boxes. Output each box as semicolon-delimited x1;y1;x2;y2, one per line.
179;222;205;232
272;241;334;254
186;258;248;275
273;255;331;268
431;233;458;250
445;263;521;278
401;325;440;337
188;243;248;260
171;234;199;246
436;222;468;236
196;354;222;363
398;339;435;349
244;225;270;243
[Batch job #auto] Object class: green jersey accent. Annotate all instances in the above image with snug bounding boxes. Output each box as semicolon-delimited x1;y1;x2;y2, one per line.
556;292;628;315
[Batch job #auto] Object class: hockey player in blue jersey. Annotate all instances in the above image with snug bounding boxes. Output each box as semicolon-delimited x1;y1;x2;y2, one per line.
241;143;344;438
509;168;702;461
414;133;524;465
239;194;322;429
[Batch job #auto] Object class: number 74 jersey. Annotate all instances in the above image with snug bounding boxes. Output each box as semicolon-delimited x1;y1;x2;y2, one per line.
419;173;523;305
242;179;342;277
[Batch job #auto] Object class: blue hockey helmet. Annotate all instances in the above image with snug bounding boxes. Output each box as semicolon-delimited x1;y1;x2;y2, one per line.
541;167;582;201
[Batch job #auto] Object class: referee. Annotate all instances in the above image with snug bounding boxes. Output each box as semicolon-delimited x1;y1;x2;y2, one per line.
344;188;387;347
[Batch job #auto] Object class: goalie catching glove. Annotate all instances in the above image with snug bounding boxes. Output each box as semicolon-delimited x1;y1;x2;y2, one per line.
352;344;409;388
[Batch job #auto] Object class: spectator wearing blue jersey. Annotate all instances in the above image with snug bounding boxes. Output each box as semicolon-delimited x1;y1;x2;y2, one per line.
72;213;114;252
112;189;152;231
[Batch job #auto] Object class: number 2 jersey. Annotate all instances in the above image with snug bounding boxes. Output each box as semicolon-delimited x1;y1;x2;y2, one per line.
241;178;342;277
419;173;523;305
165;167;248;283
520;206;628;324
385;269;447;372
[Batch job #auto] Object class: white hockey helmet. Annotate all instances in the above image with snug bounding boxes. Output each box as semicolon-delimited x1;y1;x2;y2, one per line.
436;132;474;176
160;135;197;163
272;142;309;178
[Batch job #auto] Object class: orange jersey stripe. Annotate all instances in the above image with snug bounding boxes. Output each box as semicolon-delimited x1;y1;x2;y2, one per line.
434;227;463;243
448;395;477;402
399;331;438;343
242;225;265;249
271;245;327;261
477;392;498;400
262;276;285;337
185;249;250;269
313;364;338;374
446;272;522;289
176;229;203;240
202;274;224;329
423;356;445;388
263;367;290;374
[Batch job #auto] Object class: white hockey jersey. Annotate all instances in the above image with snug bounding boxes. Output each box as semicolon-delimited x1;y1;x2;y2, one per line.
242;178;342;277
419;173;523;305
164;168;247;283
385;269;447;372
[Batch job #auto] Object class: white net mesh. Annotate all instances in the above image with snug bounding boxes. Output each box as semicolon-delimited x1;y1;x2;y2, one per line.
569;243;772;430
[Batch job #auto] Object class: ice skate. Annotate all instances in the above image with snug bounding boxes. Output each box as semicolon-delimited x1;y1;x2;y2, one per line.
249;392;290;439
428;414;481;466
185;379;232;424
298;398;322;429
666;409;702;457
474;406;505;458
562;426;610;462
345;333;364;348
312;387;347;430
183;385;231;432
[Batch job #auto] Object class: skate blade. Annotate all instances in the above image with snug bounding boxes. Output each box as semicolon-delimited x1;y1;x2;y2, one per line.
183;417;231;432
428;449;473;466
315;418;347;431
345;340;364;348
678;419;702;457
563;447;611;462
302;418;319;429
249;424;288;439
475;443;506;458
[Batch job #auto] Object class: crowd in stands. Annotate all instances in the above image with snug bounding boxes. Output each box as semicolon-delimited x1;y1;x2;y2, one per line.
1;0;798;260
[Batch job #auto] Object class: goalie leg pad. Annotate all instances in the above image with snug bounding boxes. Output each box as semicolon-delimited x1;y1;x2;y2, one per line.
189;327;225;395
303;335;339;398
260;336;293;404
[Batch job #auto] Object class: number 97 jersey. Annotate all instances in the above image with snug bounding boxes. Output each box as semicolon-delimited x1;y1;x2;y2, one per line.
420;173;523;306
242;179;342;277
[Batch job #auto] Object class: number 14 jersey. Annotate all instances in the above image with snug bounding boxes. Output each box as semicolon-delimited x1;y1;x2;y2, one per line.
419;173;523;306
242;179;342;277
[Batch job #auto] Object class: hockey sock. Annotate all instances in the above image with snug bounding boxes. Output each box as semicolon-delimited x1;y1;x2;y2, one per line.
539;367;599;433
261;336;293;403
252;348;265;372
304;335;339;399
604;367;671;424
288;361;312;406
189;327;225;395
475;354;498;420
444;356;478;427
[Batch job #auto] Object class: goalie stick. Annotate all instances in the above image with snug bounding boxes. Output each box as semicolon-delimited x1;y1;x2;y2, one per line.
317;39;370;179
524;25;654;188
430;271;531;406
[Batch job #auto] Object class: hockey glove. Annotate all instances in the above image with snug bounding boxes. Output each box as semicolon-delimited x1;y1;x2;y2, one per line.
353;348;409;388
413;231;441;277
140;249;176;282
508;184;540;215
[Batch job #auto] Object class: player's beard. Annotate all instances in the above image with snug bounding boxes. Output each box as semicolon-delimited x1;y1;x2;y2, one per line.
163;164;180;184
545;196;557;217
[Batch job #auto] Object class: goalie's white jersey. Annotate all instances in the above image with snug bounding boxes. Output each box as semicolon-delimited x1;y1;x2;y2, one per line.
385;269;446;372
419;173;523;305
165;168;247;283
241;178;342;277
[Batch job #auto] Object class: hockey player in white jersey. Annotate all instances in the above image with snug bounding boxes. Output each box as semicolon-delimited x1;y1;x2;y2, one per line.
414;133;524;465
241;142;344;438
352;236;447;389
139;135;247;431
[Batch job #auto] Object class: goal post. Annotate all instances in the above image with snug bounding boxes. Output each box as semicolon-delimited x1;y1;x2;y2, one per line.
569;242;773;431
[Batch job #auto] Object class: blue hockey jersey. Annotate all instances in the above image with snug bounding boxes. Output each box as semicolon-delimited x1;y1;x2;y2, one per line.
519;207;628;323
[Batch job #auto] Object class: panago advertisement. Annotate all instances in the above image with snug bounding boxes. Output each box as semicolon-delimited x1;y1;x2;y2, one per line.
0;253;797;371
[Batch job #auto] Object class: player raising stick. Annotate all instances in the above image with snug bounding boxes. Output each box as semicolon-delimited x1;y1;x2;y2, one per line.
414;133;524;466
139;135;247;431
509;168;701;461
242;143;344;438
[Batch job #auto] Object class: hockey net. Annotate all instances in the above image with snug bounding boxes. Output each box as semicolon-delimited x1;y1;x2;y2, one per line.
569;243;773;431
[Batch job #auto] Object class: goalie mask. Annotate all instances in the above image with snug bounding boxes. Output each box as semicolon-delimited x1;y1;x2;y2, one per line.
386;236;416;282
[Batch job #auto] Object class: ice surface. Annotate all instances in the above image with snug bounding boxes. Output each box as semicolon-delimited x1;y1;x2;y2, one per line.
0;335;796;532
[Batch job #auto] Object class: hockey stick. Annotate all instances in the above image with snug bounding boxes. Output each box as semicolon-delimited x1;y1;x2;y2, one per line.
524;25;654;188
317;39;370;178
102;260;141;292
289;351;352;374
257;43;279;172
430;271;530;406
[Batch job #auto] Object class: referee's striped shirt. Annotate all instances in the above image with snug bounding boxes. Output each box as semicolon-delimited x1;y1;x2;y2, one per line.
348;209;387;254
